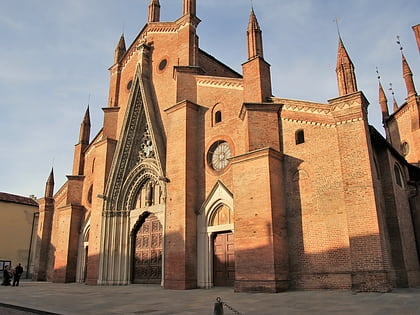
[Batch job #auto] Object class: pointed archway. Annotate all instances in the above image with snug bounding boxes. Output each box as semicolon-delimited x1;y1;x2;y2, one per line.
98;44;167;285
197;181;234;288
76;220;90;283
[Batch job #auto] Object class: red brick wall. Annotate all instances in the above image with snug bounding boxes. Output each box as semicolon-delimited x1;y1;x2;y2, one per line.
164;100;203;289
232;148;288;292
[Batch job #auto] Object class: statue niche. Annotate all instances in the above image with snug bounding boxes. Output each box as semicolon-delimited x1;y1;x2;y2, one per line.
135;179;163;209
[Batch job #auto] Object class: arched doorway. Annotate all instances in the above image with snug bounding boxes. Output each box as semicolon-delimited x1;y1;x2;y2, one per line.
132;213;163;284
197;181;234;288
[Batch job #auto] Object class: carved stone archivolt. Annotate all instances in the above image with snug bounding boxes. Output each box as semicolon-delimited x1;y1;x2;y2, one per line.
104;72;165;211
124;162;165;210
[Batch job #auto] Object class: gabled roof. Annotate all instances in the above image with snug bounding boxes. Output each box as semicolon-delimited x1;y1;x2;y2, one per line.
0;192;38;207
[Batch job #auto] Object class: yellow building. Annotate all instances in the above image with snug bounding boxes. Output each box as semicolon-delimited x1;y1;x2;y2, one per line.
0;192;38;279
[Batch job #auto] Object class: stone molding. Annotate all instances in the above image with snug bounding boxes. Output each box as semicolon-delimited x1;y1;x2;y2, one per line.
196;77;243;90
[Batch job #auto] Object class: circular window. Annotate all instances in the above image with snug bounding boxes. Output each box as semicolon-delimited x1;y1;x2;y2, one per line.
127;80;133;90
158;59;167;71
207;141;232;171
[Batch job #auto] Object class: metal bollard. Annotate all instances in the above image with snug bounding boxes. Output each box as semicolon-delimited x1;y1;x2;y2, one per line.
213;297;224;315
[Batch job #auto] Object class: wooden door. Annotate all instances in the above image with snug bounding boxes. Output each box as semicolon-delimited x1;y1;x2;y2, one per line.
213;231;235;286
133;214;162;284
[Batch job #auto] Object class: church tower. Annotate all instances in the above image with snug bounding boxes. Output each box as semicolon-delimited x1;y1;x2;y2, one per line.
413;24;420;53
378;76;391;141
177;0;200;67
336;37;357;96
33;169;55;281
242;8;272;103
72;107;91;176
148;0;160;23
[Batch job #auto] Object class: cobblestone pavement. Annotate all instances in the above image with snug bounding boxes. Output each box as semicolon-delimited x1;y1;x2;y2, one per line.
1;281;420;314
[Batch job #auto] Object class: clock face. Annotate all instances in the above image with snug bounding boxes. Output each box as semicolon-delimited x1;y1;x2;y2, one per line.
208;141;232;171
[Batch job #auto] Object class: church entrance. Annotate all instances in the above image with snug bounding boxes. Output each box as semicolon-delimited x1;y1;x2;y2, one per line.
132;213;162;284
213;231;235;286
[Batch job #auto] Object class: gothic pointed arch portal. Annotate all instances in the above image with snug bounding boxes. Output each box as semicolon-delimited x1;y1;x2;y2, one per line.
197;181;234;288
98;44;167;285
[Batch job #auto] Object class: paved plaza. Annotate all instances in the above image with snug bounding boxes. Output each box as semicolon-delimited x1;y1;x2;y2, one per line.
1;281;420;314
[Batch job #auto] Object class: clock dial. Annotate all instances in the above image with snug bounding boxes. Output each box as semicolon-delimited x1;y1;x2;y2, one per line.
209;141;231;171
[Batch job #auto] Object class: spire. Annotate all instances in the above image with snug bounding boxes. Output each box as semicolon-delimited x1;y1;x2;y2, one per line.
148;0;160;23
389;83;399;112
183;0;196;16
397;36;417;98
393;97;399;112
247;8;264;59
401;53;417;97
79;106;91;145
377;69;389;122
242;6;272;103
114;34;126;64
44;168;55;198
336;37;358;96
412;24;420;54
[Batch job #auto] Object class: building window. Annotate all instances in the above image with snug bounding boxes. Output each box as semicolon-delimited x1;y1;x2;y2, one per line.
401;141;409;156
87;185;93;204
295;129;305;145
127;80;133;90
394;164;405;188
215;110;222;123
158;59;167;71
207;140;232;171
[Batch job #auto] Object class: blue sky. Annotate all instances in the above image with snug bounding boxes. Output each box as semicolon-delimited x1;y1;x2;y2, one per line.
1;0;419;198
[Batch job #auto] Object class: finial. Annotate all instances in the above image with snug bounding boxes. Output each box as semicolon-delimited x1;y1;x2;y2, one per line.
389;83;395;96
251;0;254;9
333;17;341;38
396;35;403;52
376;67;381;81
87;94;91;106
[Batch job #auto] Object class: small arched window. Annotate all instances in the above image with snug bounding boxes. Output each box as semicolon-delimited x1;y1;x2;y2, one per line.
91;158;95;174
87;185;93;204
394;164;405;188
295;129;305;145
215;110;222;123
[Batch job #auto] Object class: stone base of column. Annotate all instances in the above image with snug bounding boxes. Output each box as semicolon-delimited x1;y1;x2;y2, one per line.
351;271;392;292
234;279;289;293
164;280;197;290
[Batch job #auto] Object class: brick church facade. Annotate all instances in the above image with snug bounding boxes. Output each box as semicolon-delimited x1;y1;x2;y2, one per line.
33;1;420;292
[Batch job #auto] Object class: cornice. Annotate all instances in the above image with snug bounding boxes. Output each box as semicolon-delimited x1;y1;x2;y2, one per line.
197;77;243;90
281;116;363;127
